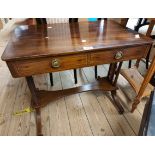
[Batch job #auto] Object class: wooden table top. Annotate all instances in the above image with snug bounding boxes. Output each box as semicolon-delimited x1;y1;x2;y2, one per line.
1;20;153;61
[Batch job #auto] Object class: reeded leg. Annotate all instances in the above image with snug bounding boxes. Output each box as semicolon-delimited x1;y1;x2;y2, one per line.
135;59;141;68
36;108;43;136
108;63;118;82
112;62;123;86
74;69;77;84
108;62;124;114
26;76;43;136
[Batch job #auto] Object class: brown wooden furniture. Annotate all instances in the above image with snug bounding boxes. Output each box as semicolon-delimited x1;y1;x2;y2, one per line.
120;19;155;112
138;19;155;69
129;55;155;112
1;20;152;136
128;18;155;69
127;18;147;68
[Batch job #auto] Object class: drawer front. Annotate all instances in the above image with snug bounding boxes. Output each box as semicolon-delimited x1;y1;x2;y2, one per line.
89;45;149;65
8;54;87;77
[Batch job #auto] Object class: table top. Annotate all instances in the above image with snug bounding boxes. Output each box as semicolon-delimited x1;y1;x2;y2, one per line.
1;20;153;61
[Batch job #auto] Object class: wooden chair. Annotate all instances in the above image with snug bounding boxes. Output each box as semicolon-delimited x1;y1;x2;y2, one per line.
120;19;155;112
126;18;144;31
138;19;155;69
35;18;78;86
128;18;155;69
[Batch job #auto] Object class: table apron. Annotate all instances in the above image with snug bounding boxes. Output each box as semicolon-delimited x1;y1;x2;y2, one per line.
6;44;151;78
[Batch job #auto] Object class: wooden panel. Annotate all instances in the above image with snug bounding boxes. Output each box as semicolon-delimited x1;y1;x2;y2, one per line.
7;54;87;77
90;45;149;65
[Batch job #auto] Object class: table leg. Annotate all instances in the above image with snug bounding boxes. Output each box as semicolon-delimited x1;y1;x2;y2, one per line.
26;76;43;136
108;63;117;81
108;62;124;114
35;108;43;136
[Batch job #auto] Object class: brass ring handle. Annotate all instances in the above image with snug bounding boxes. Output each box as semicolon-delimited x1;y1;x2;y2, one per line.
51;59;60;68
115;51;123;60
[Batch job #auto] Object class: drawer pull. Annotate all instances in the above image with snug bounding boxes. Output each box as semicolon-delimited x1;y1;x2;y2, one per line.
115;51;123;60
51;59;60;68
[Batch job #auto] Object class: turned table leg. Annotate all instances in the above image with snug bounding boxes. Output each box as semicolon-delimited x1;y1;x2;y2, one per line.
108;63;117;81
108;62;124;114
35;108;43;136
26;76;43;136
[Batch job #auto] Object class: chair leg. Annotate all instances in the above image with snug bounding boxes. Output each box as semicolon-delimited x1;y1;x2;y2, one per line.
128;60;132;68
146;46;152;69
49;73;53;86
95;66;98;79
135;59;141;68
74;69;77;84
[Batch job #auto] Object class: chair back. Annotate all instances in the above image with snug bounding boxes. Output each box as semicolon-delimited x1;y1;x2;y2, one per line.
46;18;69;24
36;18;78;25
146;19;155;37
